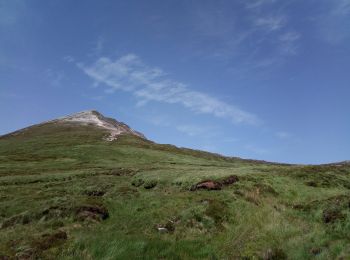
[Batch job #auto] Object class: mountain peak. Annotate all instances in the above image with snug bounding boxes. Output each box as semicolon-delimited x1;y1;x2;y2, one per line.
59;110;103;121
55;110;146;141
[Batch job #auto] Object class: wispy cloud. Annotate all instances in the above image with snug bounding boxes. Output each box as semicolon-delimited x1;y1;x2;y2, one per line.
185;1;301;75
78;54;260;125
95;36;104;54
229;30;301;75
333;0;350;16
245;0;276;9
279;31;301;55
254;15;286;31
45;69;65;87
88;36;104;57
279;31;300;42
276;131;292;139
63;56;75;63
316;0;350;44
0;0;26;27
189;3;248;61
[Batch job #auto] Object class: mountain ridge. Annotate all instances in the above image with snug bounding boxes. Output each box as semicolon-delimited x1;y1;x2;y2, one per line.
1;110;348;166
1;110;146;141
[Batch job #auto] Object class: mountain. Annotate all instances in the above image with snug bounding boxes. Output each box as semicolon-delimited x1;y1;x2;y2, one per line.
2;110;145;141
0;111;350;259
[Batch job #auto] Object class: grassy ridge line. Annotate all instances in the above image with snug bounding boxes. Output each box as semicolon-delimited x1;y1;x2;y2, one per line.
0;120;292;166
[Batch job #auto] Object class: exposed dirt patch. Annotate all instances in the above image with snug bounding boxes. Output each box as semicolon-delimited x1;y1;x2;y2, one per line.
289;165;350;189
33;230;67;251
14;231;68;259
104;168;137;176
75;205;109;222
221;175;239;185
0;212;31;229
292;194;350;212
117;186;139;196
322;207;345;223
191;180;222;191
291;195;349;224
156;219;177;233
260;248;287;260
84;189;106;197
190;175;239;191
305;181;318;187
39;203;110;223
40;206;70;220
310;247;322;255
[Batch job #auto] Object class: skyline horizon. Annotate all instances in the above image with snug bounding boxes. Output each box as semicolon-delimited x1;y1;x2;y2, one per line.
1;0;349;164
1;108;349;166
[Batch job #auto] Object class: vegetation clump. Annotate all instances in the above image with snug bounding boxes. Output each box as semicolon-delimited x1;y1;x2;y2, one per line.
143;179;158;189
131;178;144;187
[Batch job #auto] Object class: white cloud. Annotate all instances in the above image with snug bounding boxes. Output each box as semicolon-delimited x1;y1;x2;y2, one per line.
254;16;286;31
63;56;75;63
78;54;260;125
245;0;276;9
279;31;301;55
279;31;300;42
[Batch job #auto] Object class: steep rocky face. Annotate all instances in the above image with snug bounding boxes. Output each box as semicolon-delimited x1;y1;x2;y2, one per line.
53;110;145;141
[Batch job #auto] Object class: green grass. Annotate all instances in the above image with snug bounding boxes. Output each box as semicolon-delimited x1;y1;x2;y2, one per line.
0;122;350;259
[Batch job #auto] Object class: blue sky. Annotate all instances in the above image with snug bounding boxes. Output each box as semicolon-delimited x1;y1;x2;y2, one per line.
1;0;349;164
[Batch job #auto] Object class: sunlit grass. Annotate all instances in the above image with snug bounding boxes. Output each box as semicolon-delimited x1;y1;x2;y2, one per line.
0;123;350;258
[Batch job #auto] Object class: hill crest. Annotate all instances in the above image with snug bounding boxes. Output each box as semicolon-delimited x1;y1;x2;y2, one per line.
1;110;146;141
53;110;145;141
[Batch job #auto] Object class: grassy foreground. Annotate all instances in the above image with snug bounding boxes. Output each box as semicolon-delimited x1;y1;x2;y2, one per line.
0;122;350;259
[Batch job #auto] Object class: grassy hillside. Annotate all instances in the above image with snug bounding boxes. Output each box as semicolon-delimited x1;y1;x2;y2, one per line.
1;122;350;259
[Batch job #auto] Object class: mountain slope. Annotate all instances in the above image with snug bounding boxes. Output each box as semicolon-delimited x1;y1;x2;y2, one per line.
1;110;145;141
0;111;350;259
